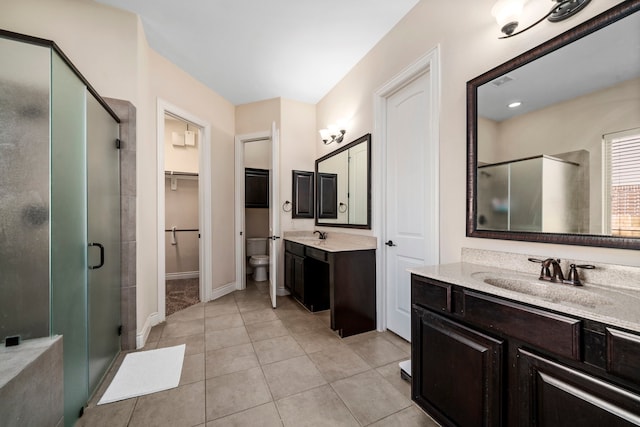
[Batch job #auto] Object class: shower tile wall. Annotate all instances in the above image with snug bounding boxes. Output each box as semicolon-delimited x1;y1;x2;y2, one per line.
106;98;137;351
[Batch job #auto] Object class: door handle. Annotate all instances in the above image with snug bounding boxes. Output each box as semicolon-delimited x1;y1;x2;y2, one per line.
385;240;397;247
88;242;105;269
270;235;281;240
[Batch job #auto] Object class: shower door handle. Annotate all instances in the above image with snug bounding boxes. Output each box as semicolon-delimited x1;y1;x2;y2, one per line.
88;242;105;269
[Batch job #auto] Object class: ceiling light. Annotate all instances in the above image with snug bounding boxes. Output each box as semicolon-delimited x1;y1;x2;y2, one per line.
492;0;591;38
508;101;522;108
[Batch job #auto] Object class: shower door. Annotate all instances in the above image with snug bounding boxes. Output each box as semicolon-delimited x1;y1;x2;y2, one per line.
86;94;121;394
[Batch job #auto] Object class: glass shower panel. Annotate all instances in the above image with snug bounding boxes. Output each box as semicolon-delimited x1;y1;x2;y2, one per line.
510;158;543;232
50;51;89;425
477;164;509;230
0;38;51;342
86;94;121;394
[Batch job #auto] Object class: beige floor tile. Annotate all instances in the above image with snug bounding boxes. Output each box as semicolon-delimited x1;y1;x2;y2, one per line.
166;303;205;323
276;384;359;427
253;335;305;365
308;345;370;383
293;328;342;354
376;362;411;398
236;297;273;313
331;370;412;425
241;308;279;325
208;293;237;305
339;330;379;344
157;333;205;356
205;326;251;351
180;353;205;386
274;302;310;320
380;330;412;353
280;314;326;335
161;319;204;340
205;313;244;332
369;406;441;427
205;303;240;318
76;398;135;427
146;324;165;344
262;355;327;400
129;381;206;427
347;335;409;368
313;310;331;328
205;367;272;420
245;320;290;342
206;402;282;427
205;343;259;378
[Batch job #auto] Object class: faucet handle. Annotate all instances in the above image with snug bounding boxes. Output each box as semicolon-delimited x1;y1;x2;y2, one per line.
528;258;548;280
565;264;595;286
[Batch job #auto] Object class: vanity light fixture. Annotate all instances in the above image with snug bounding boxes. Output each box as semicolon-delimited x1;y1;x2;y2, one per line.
319;120;348;145
492;0;591;38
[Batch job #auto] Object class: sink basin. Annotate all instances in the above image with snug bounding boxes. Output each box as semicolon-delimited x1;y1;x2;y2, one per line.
471;273;612;308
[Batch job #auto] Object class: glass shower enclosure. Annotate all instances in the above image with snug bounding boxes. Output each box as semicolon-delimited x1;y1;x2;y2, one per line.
0;32;121;426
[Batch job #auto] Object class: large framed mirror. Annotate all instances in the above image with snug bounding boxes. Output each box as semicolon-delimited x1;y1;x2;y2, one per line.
467;1;640;250
316;133;371;229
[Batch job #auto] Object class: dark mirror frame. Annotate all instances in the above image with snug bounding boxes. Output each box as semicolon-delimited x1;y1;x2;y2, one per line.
466;0;640;250
315;133;372;229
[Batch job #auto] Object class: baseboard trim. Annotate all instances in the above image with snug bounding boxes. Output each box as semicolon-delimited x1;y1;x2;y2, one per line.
210;282;237;301
166;271;199;281
136;311;160;349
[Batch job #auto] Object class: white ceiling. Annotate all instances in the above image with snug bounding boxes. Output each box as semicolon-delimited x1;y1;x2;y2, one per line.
96;0;419;105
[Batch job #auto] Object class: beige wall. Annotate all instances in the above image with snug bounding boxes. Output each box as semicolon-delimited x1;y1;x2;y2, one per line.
316;0;638;267
164;117;200;173
165;178;199;274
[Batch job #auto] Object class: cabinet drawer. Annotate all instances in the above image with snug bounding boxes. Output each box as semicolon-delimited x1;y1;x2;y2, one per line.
606;328;640;383
284;240;305;257
464;291;581;361
411;275;452;313
305;246;327;262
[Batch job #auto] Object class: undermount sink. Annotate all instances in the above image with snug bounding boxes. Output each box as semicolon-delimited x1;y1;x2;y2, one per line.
471;273;613;308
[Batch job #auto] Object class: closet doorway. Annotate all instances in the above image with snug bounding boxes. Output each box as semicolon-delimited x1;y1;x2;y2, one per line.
164;114;201;316
157;100;212;322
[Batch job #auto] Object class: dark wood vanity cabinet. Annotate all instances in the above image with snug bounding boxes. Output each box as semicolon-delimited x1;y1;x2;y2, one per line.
284;240;376;337
411;274;640;427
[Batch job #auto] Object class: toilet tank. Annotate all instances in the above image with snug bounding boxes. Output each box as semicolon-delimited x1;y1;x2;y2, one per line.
246;237;268;256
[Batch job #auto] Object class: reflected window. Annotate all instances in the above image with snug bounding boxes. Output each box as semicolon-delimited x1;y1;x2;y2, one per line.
603;129;640;237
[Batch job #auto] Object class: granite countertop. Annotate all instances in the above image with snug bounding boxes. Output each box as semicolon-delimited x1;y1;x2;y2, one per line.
284;231;377;253
409;262;640;334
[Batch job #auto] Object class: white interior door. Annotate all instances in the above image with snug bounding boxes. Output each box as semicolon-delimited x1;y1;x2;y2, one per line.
385;72;436;341
268;122;280;308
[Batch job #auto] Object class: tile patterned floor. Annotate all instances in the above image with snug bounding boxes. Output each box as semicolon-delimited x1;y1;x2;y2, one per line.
77;279;440;427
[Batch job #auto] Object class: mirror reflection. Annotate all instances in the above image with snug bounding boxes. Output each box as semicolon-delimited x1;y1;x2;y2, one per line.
316;133;371;228
475;9;640;238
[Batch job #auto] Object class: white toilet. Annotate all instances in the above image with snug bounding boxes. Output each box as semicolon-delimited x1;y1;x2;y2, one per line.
246;237;269;282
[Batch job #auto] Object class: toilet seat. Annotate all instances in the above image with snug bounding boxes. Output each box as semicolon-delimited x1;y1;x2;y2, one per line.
249;255;269;264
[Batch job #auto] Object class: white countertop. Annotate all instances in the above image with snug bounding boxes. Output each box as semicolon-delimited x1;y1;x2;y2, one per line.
410;262;640;334
284;231;377;252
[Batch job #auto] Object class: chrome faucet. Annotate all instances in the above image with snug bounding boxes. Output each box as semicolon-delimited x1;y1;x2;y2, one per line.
313;231;327;240
528;258;595;286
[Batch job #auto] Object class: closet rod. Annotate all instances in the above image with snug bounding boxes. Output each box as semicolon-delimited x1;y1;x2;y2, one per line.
164;171;199;177
164;228;199;232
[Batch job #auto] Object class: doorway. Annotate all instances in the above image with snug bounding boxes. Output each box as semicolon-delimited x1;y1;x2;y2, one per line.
235;124;280;308
374;48;441;341
163;114;201;316
157;100;212;323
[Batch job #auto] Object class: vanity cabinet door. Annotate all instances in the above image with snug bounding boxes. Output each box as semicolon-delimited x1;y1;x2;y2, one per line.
284;251;304;301
412;307;504;427
517;348;640;426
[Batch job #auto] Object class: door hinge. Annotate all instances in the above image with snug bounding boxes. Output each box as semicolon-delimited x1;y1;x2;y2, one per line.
115;138;122;149
118;325;123;336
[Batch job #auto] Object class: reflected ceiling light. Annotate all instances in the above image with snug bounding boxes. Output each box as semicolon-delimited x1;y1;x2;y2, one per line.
508;101;522;108
319;119;348;145
492;0;591;38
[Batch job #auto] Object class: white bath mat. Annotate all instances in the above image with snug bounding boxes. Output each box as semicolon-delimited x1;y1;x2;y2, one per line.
98;344;185;405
